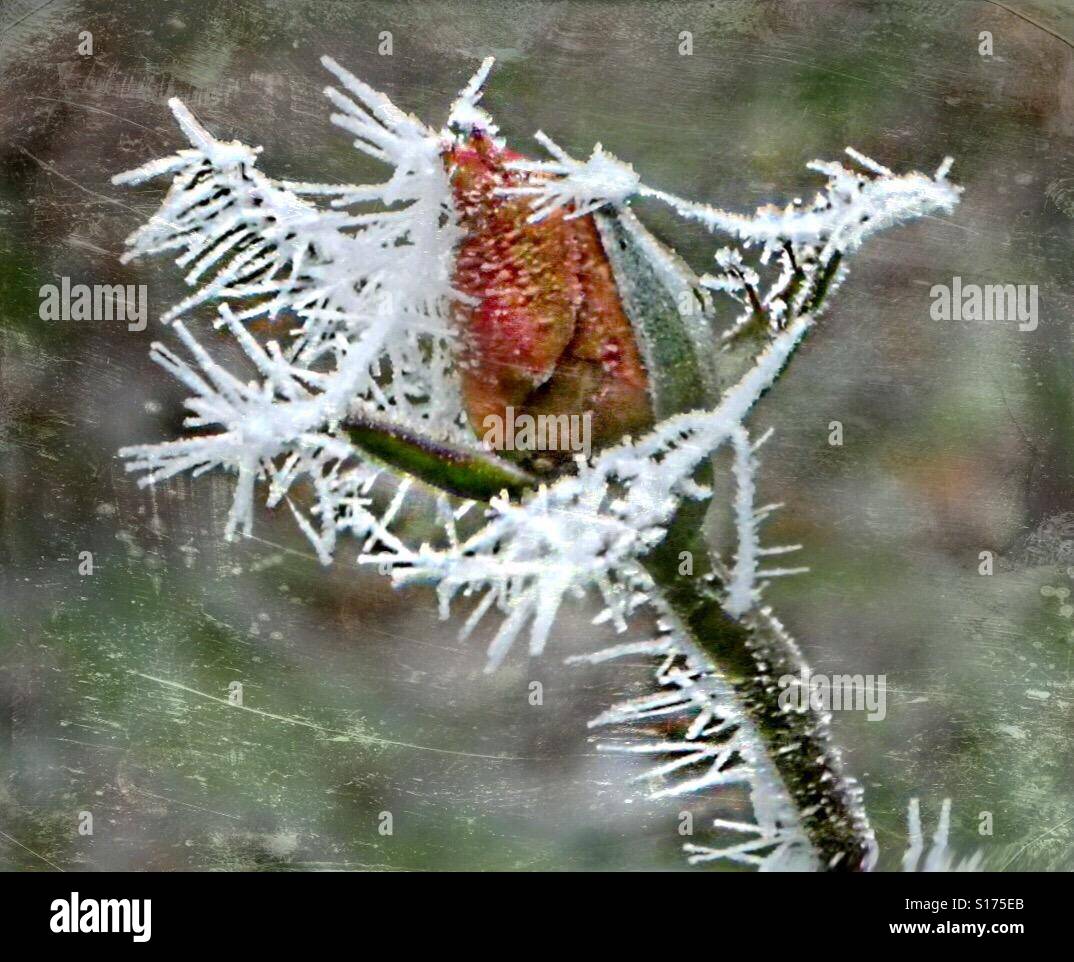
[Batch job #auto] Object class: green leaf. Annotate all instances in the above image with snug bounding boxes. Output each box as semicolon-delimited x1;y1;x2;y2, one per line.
344;413;537;502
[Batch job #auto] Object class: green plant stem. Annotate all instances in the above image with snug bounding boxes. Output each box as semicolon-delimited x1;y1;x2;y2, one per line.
641;502;876;871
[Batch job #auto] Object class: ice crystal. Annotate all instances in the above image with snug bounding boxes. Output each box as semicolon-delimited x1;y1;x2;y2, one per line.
501;134;641;222
569;636;817;871
902;799;984;872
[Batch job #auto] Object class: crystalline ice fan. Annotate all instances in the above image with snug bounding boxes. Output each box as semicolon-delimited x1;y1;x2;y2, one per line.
112;57;962;871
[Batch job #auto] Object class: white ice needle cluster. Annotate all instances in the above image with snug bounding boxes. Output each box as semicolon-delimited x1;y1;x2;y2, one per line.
112;56;475;431
501;134;641;222
511;137;961;259
902;799;985;872
569;636;817;870
118;304;416;555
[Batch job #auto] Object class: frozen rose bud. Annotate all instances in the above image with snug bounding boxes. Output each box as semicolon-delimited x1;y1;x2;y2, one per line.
447;133;651;468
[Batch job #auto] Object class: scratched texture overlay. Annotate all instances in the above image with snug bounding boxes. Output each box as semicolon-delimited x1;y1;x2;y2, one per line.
1;0;1072;872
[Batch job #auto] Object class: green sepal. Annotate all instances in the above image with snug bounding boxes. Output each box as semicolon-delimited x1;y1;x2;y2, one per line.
594;206;717;415
344;413;538;502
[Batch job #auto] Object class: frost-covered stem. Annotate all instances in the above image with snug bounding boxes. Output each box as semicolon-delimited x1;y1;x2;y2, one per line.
643;502;875;871
643;262;874;870
800;251;843;317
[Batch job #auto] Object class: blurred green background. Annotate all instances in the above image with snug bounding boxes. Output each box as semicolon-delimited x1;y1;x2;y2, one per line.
1;0;1073;870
